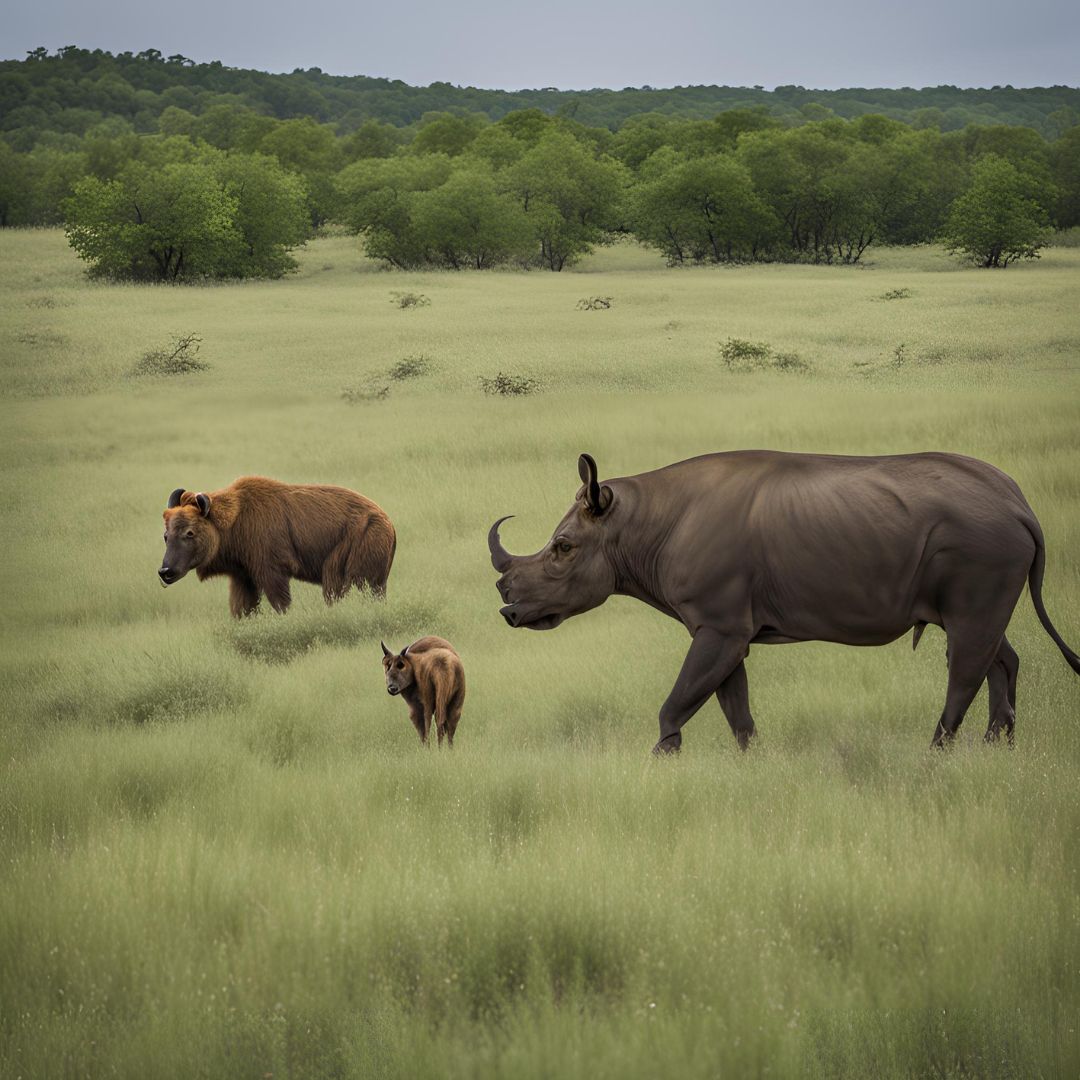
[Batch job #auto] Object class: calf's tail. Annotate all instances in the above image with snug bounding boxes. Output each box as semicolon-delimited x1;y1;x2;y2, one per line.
1025;519;1080;675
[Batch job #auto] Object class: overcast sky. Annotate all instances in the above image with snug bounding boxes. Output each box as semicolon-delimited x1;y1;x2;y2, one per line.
4;0;1078;90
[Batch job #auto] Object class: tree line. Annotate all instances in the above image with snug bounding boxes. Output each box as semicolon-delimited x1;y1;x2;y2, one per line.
2;53;1076;279
4;47;1079;139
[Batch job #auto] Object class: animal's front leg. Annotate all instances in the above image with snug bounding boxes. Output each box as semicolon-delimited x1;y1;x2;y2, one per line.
262;574;292;614
654;628;750;754
228;573;260;618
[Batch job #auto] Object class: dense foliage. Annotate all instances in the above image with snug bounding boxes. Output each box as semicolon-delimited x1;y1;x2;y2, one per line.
63;147;308;280
2;48;1076;275
4;47;1078;136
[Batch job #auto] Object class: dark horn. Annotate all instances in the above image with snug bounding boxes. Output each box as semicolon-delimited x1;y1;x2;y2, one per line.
488;515;515;572
381;641;391;657
167;487;185;508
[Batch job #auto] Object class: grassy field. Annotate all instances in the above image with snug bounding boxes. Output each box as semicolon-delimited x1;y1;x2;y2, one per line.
2;229;1079;1079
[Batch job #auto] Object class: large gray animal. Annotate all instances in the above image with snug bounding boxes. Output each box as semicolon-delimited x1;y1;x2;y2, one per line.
488;452;1079;752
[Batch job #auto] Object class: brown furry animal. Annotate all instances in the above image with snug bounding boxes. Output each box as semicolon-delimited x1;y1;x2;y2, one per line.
159;476;396;617
381;637;465;746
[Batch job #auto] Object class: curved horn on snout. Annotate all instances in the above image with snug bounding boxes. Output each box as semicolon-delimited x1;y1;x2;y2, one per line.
167;487;186;508
488;515;516;572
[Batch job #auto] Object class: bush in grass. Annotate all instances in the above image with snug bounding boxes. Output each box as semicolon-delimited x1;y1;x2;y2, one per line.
390;291;430;309
479;372;541;396
387;354;433;380
130;333;207;377
577;296;614;310
720;337;810;373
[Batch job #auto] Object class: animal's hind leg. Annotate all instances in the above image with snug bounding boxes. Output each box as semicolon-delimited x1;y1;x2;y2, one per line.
321;534;352;605
985;637;1018;745
715;661;756;750
931;626;1003;747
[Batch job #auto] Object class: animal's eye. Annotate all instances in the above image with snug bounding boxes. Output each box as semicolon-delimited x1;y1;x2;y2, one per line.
185;530;195;539
396;661;404;670
556;540;572;554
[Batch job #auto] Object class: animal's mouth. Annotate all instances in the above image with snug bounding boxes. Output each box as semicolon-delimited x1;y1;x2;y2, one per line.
499;604;564;631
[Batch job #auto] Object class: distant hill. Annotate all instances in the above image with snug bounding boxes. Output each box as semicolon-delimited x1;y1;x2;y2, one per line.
3;47;1079;141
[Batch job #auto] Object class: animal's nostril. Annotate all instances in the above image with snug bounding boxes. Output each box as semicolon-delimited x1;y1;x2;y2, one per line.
158;567;170;578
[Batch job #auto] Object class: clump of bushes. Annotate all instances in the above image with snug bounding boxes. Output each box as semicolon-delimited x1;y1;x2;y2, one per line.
878;287;912;301
390;291;430;309
719;337;810;373
480;372;541;396
130;333;208;377
577;296;613;311
387;354;433;380
343;353;435;403
341;380;390;403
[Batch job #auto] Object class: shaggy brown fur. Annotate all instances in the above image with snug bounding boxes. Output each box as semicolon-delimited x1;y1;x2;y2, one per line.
382;637;465;747
160;476;396;617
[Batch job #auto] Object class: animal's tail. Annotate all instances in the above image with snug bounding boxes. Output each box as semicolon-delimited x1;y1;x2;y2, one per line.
1025;518;1080;675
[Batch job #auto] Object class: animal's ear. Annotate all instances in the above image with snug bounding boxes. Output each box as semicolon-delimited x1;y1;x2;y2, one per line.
195;493;211;517
381;641;391;658
577;453;613;516
167;488;186;508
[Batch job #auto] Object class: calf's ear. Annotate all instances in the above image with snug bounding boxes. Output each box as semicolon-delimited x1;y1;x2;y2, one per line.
577;453;613;515
195;493;211;517
167;488;186;508
381;641;391;658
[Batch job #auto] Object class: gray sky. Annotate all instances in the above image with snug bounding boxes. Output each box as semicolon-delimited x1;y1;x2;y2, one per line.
4;0;1078;90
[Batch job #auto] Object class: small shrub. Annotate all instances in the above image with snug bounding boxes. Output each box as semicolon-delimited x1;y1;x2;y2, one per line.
720;337;810;374
387;354;433;381
892;343;908;368
390;291;430;309
26;295;57;308
878;287;912;301
129;333;207;377
480;372;541;396
720;338;773;367
772;351;811;373
342;379;391;403
577;296;613;311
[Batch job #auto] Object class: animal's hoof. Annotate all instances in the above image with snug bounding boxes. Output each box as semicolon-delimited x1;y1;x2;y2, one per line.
652;736;681;756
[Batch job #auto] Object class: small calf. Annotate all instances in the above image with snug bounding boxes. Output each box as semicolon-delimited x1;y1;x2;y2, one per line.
381;637;465;746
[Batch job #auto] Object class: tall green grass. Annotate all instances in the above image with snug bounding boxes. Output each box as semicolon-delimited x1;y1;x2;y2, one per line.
1;230;1079;1077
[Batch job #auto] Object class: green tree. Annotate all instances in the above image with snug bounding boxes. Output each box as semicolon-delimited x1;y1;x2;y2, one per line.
942;154;1054;268
632;153;778;264
335;154;452;268
213;153;310;277
411;167;532;269
64;161;239;280
408;112;486;157
504;131;627;269
63;152;309;281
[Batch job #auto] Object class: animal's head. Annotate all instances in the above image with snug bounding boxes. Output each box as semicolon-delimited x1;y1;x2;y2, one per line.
488;453;619;631
159;488;219;586
381;642;416;695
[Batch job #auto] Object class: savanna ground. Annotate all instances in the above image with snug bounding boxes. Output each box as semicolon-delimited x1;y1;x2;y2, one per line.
1;229;1079;1079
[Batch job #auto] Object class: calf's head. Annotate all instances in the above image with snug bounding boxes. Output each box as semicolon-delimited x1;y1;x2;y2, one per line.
381;642;415;695
160;488;218;585
488;453;618;631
